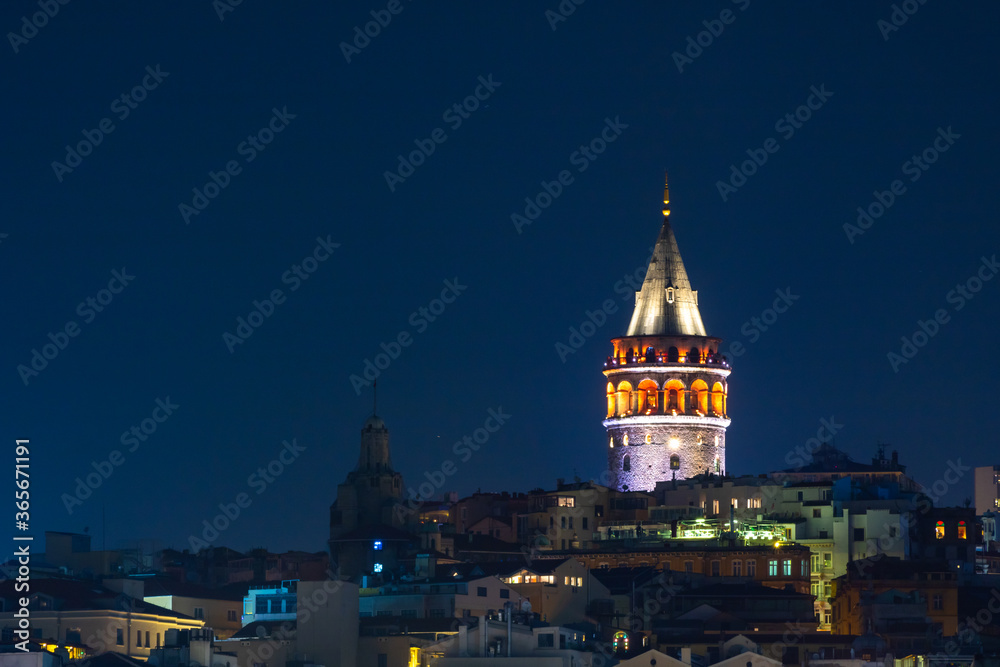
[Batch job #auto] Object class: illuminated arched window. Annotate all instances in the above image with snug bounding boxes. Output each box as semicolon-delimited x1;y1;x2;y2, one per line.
670;455;680;470
615;382;633;417
638;379;658;415
606;382;615;418
711;382;725;416
613;631;628;654
665;379;685;413
958;521;967;540
690;379;709;415
623;455;631;472
935;521;945;539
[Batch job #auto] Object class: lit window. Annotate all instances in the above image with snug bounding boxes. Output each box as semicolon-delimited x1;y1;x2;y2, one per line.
712;500;720;514
731;498;738;508
935;521;945;539
957;521;967;540
769;560;778;576
783;559;792;576
373;563;383;573
373;540;383;551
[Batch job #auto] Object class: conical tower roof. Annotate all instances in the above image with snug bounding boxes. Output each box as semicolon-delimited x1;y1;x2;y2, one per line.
625;176;706;337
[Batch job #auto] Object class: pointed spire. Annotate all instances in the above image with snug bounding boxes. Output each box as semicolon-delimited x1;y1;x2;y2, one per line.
626;176;707;337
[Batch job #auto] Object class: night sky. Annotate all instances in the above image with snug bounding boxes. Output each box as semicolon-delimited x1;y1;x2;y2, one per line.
5;2;1000;555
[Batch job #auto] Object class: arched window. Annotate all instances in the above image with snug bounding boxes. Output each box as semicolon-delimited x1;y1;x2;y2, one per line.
958;521;967;539
638;379;658;414
687;347;701;363
935;521;945;539
711;382;725;416
615;382;633;417
691;379;709;415
667;346;679;362
665;379;686;413
623;455;631;472
613;631;629;654
606;382;615;418
670;455;680;470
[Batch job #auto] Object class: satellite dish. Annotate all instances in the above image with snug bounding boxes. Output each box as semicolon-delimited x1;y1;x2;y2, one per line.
520;600;532;613
255;625;267;639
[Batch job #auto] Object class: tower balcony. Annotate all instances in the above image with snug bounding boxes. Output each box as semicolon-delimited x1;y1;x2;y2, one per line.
603;354;731;371
603;414;731;430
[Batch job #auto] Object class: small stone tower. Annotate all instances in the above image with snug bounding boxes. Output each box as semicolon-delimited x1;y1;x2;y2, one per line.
329;414;406;542
604;176;731;491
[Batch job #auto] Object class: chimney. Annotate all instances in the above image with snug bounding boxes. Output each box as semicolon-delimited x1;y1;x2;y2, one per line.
681;647;692;665
480;615;488;656
458;624;468;656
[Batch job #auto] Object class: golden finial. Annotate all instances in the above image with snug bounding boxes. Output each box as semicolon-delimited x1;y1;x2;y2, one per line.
662;171;670;217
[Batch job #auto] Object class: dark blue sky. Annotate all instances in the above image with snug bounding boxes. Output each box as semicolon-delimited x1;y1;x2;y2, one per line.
5;2;1000;555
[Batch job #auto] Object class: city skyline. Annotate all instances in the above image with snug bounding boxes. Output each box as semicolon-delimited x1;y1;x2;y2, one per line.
4;2;1000;553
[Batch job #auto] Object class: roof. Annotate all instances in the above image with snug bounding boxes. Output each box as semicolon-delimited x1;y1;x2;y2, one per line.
139;578;243;601
774;443;905;475
625;178;706;337
229;620;296;640
672;581;813;599
590;566;666;593
0;578;197;620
